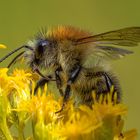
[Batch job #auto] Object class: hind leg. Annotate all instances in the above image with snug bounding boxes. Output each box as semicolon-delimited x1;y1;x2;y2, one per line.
34;77;50;94
74;70;121;106
94;71;121;103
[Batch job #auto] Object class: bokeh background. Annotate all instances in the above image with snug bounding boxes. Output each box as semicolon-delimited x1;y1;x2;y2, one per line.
0;0;140;139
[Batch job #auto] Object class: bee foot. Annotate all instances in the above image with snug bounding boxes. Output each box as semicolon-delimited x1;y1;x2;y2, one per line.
55;104;65;114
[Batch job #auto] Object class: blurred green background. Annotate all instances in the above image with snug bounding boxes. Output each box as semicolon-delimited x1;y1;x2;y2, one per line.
0;0;140;139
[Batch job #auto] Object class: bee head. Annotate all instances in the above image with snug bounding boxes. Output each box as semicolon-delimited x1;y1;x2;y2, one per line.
26;38;58;69
34;39;50;62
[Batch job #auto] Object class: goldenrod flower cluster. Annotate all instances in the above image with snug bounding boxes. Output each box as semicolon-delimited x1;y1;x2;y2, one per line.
0;47;137;140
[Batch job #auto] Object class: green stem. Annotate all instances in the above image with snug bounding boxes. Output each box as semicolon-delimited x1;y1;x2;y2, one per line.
18;122;25;140
1;119;13;140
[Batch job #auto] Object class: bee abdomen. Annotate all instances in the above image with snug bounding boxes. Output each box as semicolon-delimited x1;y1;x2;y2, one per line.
72;68;121;106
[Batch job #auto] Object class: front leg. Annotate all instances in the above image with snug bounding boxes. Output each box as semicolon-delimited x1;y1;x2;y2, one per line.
55;67;64;96
34;75;53;94
56;64;81;113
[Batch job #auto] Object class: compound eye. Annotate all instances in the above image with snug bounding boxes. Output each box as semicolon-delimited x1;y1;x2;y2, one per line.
39;40;50;47
36;40;49;59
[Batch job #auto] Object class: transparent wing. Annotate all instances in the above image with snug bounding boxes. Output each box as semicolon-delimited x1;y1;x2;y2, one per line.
94;46;133;59
76;27;140;47
75;27;140;59
75;27;140;68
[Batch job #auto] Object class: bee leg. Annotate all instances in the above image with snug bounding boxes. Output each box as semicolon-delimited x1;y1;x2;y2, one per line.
102;72;117;103
56;65;81;113
103;72;113;91
55;84;71;113
34;76;51;94
55;67;64;96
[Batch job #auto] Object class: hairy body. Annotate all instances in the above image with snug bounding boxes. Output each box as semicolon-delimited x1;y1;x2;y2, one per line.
1;25;140;109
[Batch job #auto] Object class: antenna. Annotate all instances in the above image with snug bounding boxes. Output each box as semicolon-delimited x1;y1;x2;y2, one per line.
0;45;33;63
7;51;25;68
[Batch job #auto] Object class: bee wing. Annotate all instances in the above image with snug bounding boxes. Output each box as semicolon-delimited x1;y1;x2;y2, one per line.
94;45;133;59
81;45;133;68
75;27;140;68
76;27;140;47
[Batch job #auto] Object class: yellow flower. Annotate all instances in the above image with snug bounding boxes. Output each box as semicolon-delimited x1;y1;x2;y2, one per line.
0;69;13;140
0;68;38;140
0;68;10;84
51;91;127;140
114;129;137;140
53;106;102;140
10;69;34;89
0;68;137;140
0;44;6;48
15;84;61;140
17;85;60;123
0;68;18;97
123;129;137;140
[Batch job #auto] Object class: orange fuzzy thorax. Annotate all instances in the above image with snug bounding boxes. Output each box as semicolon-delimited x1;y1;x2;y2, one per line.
46;26;91;40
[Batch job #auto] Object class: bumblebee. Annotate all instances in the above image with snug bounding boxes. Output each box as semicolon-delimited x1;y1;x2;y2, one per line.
1;26;140;110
